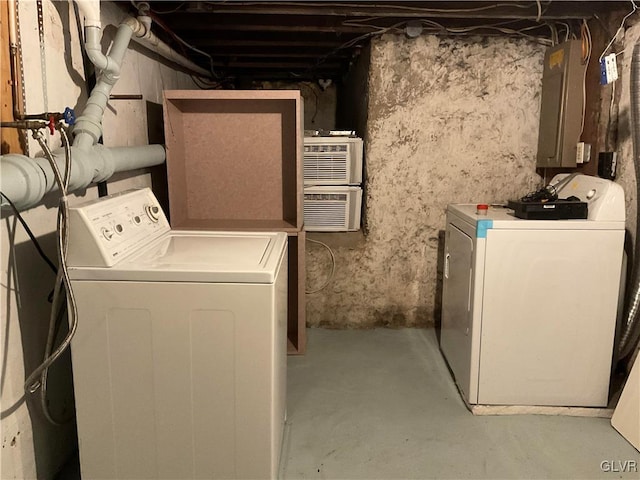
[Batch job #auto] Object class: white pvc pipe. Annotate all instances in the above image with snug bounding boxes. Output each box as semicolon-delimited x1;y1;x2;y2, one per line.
83;25;110;72
74;16;209;151
0;4;210;210
8;0;17;48
74;0;101;28
73;22;135;150
105;144;166;175
1;154;49;207
0;144;166;210
125;16;211;77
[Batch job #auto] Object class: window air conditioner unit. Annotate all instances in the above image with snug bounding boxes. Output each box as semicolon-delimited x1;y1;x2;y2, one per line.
303;186;362;232
303;136;363;185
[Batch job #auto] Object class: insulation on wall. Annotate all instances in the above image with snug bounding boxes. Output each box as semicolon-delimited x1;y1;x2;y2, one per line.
306;34;545;328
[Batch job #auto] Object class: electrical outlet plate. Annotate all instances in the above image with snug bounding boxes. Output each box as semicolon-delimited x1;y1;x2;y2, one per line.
576;142;585;164
576;142;591;164
601;53;619;85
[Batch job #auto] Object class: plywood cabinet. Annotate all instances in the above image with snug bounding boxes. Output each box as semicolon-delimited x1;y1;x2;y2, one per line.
163;90;306;354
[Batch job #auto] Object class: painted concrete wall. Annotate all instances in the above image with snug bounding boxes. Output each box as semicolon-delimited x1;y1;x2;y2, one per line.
0;2;195;478
618;19;640;254
306;34;545;328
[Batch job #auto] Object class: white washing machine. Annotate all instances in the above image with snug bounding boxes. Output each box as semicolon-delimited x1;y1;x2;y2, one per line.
67;188;288;479
441;174;625;407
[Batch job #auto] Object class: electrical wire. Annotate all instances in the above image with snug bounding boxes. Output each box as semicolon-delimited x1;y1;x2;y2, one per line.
140;1;564;81
546;22;558;46
0;192;57;274
439;22;554;45
144;10;219;79
190;74;225;89
520;173;578;203
306;238;336;294
599;0;638;63
556;21;572;42
150;1;558;79
341;15;555;45
306;15;557;78
147;2;185;14
208;1;550;15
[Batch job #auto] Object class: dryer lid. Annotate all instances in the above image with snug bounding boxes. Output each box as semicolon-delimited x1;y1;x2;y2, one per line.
69;231;288;284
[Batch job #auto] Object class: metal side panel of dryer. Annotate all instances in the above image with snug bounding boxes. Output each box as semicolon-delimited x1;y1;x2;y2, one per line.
440;209;487;405
67;188;289;480
441;175;625;408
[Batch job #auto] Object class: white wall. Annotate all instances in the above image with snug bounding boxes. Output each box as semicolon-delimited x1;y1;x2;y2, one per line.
0;2;195;478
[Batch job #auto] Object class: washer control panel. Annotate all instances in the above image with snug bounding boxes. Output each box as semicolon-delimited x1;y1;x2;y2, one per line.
67;188;171;267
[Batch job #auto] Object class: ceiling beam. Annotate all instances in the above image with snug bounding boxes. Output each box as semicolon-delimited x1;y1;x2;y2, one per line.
177;1;622;20
211;60;344;69
177;38;349;47
169;22;376;34
207;51;351;59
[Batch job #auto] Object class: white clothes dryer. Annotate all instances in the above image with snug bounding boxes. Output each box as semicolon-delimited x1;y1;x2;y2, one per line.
441;174;625;408
67;188;288;479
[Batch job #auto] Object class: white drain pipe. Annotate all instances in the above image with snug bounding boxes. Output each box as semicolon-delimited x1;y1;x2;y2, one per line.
73;21;135;151
1;145;166;209
0;1;209;211
126;17;210;78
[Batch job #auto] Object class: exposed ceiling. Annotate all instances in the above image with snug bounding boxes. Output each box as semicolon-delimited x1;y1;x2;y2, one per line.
134;1;630;85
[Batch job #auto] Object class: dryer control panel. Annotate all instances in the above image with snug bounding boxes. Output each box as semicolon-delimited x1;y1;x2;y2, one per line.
67;188;170;267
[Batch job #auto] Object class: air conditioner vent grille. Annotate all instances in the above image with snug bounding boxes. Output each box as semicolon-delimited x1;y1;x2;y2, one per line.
305;144;348;153
304;201;347;228
303;186;361;232
303;154;348;181
303;137;363;185
304;193;348;201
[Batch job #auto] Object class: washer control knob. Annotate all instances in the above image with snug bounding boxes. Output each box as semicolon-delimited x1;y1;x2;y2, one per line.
114;224;124;234
101;227;114;241
133;215;142;225
586;189;597;200
145;204;160;223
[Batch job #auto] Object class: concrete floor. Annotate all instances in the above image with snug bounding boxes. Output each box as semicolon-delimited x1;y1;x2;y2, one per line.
56;327;639;479
281;328;640;479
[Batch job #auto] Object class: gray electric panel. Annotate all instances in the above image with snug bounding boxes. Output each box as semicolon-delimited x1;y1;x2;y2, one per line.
536;40;587;168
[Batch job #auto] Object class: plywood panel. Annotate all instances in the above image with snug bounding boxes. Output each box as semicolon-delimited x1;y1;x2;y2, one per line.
162;90;305;354
1;0;23;154
287;231;306;354
163;90;302;231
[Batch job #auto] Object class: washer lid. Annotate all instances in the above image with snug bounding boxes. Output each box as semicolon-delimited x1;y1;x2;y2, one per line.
68;231;288;283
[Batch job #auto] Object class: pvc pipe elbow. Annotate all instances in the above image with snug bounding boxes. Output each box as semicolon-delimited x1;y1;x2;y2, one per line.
75;0;101;28
137;15;153;39
84;26;109;71
122;16;147;38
